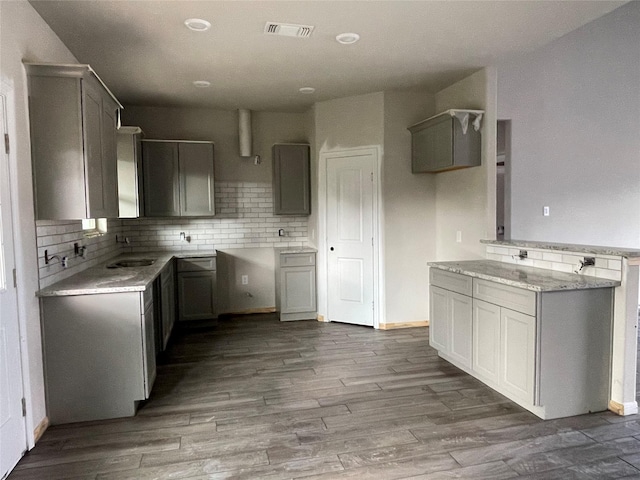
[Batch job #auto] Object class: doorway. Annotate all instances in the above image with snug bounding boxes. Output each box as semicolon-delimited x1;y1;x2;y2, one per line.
497;120;511;240
324;148;378;327
0;93;28;478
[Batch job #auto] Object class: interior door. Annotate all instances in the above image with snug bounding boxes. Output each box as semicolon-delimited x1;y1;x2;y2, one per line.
326;153;375;326
0;93;27;479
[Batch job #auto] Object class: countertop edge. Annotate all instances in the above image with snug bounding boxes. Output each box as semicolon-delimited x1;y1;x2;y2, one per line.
428;261;621;292
480;239;640;258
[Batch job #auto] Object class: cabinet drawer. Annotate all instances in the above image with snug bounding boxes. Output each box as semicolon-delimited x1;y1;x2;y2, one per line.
280;253;316;267
430;268;472;296
177;257;216;272
473;278;536;316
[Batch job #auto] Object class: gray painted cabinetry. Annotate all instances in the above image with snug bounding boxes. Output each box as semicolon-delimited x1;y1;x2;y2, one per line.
275;250;317;321
142;140;215;217
409;110;481;173
273;144;310;215
41;289;156;424
26;63;122;219
159;260;176;349
177;257;217;321
429;268;613;419
117;127;144;218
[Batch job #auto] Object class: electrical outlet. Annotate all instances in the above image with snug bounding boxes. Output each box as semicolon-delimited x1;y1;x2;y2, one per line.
241;275;249;285
543;206;550;216
456;231;462;243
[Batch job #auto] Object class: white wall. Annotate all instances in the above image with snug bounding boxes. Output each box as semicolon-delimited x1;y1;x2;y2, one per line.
434;68;498;261
313;92;385;322
382;90;436;324
498;1;640;248
0;0;78;445
122;106;309;183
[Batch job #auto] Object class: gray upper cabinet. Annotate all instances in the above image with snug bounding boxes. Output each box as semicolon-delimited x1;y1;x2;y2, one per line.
273;144;310;215
409;110;482;173
117;127;144;218
142;140;214;217
26;63;122;219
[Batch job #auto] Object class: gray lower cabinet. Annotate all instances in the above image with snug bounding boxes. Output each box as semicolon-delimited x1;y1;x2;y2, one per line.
430;268;613;419
142;140;215;217
273;144;310;215
41;289;155;425
177;257;217;321
275;251;317;321
26;63;122;220
159;261;176;350
117;126;144;218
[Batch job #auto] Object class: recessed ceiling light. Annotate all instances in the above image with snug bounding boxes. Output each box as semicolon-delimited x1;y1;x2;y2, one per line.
299;87;316;94
193;80;211;88
184;18;211;32
336;32;360;45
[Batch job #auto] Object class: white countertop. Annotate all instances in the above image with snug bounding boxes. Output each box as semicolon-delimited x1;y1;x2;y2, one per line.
481;239;640;258
428;260;621;292
38;251;217;297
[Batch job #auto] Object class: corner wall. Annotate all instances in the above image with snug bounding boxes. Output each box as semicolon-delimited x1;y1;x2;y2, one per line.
382;90;436;324
434;68;498;261
0;0;79;446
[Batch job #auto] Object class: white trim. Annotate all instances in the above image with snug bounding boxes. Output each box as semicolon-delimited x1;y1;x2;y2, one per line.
319;146;383;329
0;84;30;457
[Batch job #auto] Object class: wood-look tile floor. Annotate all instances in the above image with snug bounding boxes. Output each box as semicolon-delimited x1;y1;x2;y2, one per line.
10;314;640;479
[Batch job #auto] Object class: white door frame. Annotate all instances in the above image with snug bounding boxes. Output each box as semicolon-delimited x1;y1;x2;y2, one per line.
318;146;384;329
0;87;29;473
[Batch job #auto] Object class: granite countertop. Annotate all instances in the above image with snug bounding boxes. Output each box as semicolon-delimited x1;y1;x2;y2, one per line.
428;260;621;292
481;239;640;258
38;251;217;297
275;246;317;254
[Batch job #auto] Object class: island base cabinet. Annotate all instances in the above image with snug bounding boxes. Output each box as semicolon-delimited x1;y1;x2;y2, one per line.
41;292;154;425
430;268;613;420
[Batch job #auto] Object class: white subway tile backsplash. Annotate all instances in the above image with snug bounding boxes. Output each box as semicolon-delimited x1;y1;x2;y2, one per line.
608;259;622;271
542;252;563;263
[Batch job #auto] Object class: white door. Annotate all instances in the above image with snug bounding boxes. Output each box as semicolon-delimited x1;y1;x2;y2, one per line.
0;94;27;478
326;152;375;326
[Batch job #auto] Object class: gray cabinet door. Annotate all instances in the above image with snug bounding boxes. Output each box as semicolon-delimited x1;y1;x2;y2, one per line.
142;300;156;398
273;144;310;215
179;143;215;216
160;264;176;350
143;141;180;217
117;128;144;218
429;285;449;352
177;271;217;321
412;116;453;173
83;81;106;218
280;265;316;313
100;101;120;217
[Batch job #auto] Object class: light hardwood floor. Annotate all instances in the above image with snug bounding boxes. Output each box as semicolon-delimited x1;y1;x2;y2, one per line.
9;314;640;479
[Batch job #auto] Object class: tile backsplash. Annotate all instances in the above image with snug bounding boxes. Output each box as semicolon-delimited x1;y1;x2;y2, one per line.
36;218;124;288
36;181;309;288
121;181;308;252
485;245;622;281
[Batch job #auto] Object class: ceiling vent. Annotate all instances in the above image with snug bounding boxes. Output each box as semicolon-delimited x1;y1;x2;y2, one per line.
264;22;314;38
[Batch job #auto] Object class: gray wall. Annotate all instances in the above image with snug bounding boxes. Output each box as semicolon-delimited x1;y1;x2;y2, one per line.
498;1;640;247
382;90;436;324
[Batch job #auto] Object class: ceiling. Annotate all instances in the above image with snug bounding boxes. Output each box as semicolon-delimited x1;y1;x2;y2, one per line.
29;0;626;112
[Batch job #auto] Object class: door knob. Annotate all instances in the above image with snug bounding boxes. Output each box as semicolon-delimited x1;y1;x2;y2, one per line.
330;247;334;251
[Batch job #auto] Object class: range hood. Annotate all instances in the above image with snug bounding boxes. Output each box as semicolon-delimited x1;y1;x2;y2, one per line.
238;109;261;164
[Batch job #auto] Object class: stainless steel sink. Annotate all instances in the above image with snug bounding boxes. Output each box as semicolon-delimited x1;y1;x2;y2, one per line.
106;258;156;268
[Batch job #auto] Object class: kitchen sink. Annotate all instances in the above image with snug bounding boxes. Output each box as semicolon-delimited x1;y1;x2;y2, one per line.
106;258;156;268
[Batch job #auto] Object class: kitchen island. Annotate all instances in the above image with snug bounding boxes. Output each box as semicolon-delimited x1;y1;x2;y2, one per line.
428;259;619;420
